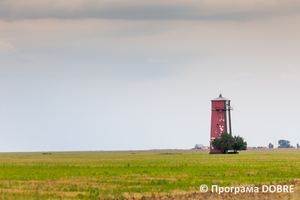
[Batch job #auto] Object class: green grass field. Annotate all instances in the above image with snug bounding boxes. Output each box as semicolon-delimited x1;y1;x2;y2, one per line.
0;149;299;199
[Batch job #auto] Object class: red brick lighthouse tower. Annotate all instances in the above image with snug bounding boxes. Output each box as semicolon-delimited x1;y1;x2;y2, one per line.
210;94;233;154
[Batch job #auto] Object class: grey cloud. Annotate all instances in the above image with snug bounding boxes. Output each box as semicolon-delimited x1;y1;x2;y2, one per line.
1;0;300;21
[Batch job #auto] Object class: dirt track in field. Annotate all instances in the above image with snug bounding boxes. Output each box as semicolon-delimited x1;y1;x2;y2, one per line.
122;188;298;200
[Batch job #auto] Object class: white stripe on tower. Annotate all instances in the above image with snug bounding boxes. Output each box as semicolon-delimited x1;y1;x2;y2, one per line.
226;100;230;134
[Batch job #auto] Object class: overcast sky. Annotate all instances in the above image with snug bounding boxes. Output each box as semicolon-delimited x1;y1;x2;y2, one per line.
1;0;300;151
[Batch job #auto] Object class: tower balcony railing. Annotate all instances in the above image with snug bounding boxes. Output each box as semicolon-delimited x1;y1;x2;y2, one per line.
214;106;233;111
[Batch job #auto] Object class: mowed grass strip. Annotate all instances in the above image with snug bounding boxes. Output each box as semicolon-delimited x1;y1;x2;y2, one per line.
0;149;299;199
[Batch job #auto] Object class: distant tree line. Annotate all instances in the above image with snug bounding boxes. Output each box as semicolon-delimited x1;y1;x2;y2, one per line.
253;146;264;149
268;140;299;149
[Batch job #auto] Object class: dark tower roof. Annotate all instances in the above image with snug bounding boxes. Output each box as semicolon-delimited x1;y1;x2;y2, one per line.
211;94;230;101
